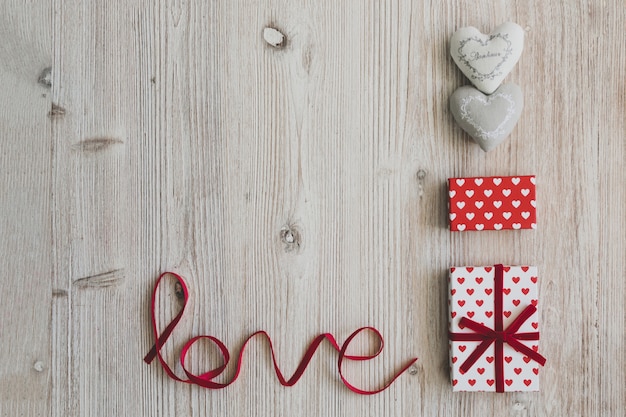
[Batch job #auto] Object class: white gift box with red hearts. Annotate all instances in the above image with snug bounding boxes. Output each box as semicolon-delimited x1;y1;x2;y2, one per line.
448;265;545;392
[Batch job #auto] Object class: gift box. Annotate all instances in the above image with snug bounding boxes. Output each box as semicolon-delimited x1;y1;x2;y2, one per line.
448;264;546;392
448;175;536;231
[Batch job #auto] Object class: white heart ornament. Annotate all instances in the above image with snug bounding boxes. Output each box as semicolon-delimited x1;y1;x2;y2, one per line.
450;22;524;94
449;83;523;152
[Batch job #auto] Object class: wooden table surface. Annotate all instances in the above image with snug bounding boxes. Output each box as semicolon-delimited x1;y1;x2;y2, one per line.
1;0;624;415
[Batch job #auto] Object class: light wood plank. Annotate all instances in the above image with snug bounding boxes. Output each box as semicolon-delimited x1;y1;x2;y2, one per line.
0;1;51;415
50;1;144;416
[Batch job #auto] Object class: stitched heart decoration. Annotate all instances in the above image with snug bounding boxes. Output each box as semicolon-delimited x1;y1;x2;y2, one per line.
449;84;523;152
450;22;524;94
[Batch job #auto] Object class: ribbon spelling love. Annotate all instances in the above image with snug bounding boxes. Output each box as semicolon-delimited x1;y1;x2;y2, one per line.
144;272;417;394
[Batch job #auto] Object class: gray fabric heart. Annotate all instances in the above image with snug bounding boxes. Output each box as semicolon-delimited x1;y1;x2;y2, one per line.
450;22;524;94
449;84;523;152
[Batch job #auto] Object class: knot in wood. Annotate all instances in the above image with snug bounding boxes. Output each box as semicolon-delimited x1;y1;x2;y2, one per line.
280;225;301;252
263;27;286;48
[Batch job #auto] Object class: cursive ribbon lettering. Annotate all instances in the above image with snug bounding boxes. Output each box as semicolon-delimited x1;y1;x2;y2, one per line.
144;272;417;394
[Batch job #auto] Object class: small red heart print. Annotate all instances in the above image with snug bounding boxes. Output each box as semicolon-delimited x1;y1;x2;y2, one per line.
477;368;485;375
522;288;530;295
503;266;511;272
476;300;484;306
521;266;529;272
457;300;465;306
451;311;457;318
466;267;474;273
452;356;458;363
451;289;456;295
504;356;513;363
532;345;539;352
512;277;521;284
485;267;493;272
503;288;511;295
457;277;465;284
475;277;484;284
523;356;531;363
453;379;458;386
486;356;494;363
512;299;521;306
533;368;539;375
514;368;522;375
486;379;495;386
466;288;474;295
485;311;493;318
467;311;475;318
524;379;532;386
459;345;467;352
532;322;538;329
468;379;476;386
451;267;456;273
505;379;513;386
503;311;512;318
531;276;538;283
485;288;493;295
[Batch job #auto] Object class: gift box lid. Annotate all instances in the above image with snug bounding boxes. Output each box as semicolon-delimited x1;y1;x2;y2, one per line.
448;175;536;231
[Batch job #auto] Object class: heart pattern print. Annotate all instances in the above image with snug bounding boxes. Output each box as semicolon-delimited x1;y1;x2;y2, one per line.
448;175;536;231
449;266;541;392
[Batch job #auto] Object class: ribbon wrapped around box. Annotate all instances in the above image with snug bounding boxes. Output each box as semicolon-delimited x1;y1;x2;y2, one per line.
448;264;546;392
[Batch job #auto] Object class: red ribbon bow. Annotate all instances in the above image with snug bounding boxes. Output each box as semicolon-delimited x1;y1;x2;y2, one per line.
144;272;417;394
449;264;546;392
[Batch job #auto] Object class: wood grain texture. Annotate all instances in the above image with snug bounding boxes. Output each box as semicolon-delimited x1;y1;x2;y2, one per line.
0;1;51;416
0;0;624;416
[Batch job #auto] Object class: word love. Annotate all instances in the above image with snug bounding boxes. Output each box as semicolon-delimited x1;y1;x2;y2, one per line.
144;272;417;394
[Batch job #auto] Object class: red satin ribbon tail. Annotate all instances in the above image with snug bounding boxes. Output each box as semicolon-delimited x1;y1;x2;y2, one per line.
504;305;537;334
144;314;183;364
507;338;547;366
144;346;157;364
459;339;493;374
338;327;418;395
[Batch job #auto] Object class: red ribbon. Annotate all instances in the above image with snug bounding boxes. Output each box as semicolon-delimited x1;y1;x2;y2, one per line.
144;272;417;394
449;264;546;392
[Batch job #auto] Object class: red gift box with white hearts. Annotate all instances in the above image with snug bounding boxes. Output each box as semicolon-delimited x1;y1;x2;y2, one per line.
448;265;546;392
448;175;536;231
